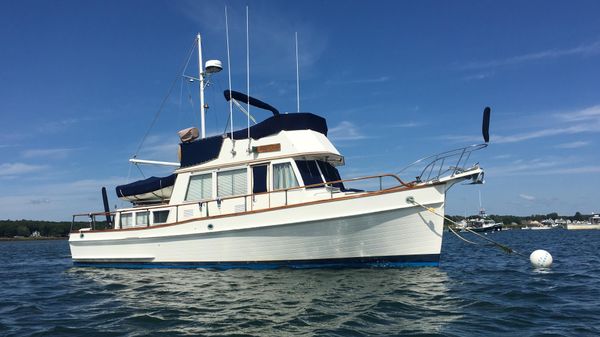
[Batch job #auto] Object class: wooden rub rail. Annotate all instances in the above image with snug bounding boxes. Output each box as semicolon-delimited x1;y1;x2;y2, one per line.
70;173;413;232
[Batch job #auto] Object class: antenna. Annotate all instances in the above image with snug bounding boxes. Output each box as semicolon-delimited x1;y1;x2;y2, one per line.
194;34;222;139
225;6;233;141
246;6;251;145
295;32;300;113
479;190;484;215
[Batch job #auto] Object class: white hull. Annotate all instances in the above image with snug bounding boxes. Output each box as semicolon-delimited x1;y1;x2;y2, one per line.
70;184;447;267
566;224;600;230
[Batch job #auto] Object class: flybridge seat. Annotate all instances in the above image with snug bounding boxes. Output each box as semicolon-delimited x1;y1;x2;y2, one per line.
179;112;328;168
116;174;176;203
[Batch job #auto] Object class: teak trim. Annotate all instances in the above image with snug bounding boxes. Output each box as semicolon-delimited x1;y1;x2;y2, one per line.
253;143;281;153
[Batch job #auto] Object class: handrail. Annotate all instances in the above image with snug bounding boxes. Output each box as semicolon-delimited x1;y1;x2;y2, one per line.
397;143;487;182
71;173;411;232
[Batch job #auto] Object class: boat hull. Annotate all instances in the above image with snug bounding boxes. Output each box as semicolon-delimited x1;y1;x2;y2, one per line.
465;224;502;233
69;184;447;268
566;224;600;230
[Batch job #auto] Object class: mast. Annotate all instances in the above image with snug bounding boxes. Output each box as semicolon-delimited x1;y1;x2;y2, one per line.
197;33;206;139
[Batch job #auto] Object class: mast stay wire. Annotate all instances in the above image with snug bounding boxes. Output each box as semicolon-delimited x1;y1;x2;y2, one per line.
132;37;198;159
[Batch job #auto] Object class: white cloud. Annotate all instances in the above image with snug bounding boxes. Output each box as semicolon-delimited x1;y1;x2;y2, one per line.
38;118;80;134
441;104;600;144
461;40;600;70
463;71;495;81
519;194;536;201
557;105;600;122
326;76;391;85
0;176;131;220
22;148;74;159
328;121;368;141
538;166;600;175
0;163;47;177
555;141;590;149
391;121;423;128
135;133;180;162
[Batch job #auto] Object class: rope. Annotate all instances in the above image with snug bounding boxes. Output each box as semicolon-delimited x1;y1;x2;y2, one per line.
406;196;526;257
447;225;481;245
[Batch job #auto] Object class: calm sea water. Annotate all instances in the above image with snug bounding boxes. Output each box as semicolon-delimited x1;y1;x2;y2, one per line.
1;230;599;337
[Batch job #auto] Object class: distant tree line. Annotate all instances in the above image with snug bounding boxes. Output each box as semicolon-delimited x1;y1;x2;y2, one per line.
0;220;102;238
445;212;592;227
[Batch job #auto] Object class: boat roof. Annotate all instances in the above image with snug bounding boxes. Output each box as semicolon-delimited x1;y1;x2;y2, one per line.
179;112;328;168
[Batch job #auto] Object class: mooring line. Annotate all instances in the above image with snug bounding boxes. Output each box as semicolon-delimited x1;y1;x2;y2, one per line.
406;196;526;258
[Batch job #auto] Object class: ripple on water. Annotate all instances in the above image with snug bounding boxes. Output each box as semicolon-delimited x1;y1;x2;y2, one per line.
1;230;600;336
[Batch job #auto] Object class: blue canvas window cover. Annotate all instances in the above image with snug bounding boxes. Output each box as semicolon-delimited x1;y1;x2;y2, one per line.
317;161;346;190
179;135;224;168
179;113;328;168
116;174;176;198
296;160;323;188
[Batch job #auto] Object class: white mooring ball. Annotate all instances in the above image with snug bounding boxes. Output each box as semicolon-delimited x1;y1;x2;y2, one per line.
530;249;553;268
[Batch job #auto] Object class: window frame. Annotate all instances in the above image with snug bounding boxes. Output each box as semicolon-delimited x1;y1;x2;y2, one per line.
120;212;133;228
185;172;214;201
216;166;249;198
251;163;270;194
271;160;300;191
152;210;170;224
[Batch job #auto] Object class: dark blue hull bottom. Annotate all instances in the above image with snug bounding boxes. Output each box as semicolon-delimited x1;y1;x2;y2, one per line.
72;254;440;270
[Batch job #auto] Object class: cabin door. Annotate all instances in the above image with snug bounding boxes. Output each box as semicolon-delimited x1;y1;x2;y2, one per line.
251;164;269;210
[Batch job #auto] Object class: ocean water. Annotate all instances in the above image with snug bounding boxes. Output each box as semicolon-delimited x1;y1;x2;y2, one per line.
1;230;599;337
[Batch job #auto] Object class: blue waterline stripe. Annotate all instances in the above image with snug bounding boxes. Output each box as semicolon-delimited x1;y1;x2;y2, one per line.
72;255;440;270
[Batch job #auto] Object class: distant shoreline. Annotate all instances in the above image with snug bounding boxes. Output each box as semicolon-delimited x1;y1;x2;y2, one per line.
0;237;68;241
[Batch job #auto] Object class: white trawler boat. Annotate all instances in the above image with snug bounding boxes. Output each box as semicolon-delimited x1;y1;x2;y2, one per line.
566;214;600;230
69;32;489;268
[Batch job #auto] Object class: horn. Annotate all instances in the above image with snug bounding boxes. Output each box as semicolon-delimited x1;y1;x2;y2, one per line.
101;187;112;227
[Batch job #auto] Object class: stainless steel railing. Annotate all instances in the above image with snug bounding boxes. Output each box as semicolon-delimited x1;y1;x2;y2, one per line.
70;173;410;232
397;143;487;183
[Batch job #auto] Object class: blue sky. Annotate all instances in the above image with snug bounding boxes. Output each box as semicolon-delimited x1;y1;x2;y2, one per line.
1;0;599;220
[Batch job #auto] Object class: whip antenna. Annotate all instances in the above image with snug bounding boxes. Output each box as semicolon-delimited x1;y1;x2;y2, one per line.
246;6;251;144
295;32;300;113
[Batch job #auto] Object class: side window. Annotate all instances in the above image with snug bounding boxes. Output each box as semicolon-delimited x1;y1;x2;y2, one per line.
120;213;132;228
153;210;170;224
186;173;212;201
136;211;149;226
273;162;299;190
295;160;324;188
252;164;268;194
217;168;247;197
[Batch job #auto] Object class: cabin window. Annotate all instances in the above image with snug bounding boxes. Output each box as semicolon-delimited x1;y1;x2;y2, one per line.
217;168;247;197
252;164;268;194
136;211;149;226
317;161;345;189
153;210;170;224
295;160;324;188
186;173;212;201
120;213;132;228
273;162;299;190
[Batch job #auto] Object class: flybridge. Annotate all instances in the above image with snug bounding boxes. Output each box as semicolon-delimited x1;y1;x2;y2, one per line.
179;111;328;168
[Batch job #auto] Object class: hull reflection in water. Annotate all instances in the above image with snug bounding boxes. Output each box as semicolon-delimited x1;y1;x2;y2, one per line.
69;267;457;335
